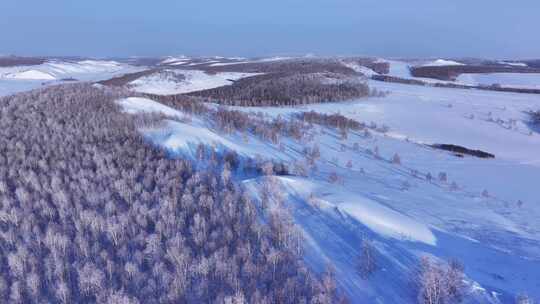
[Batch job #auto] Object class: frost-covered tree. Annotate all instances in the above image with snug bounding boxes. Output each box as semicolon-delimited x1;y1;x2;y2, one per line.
416;257;465;304
357;237;377;279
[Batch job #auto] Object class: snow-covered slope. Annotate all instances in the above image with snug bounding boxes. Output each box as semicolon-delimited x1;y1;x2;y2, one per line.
128;69;259;95
456;73;540;89
421;59;465;66
0;59;142;97
3;69;56;80
114;76;540;303
116;97;277;157
380;59;540;90
94;51;540;303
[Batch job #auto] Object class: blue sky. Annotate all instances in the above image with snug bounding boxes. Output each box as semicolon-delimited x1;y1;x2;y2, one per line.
1;0;539;59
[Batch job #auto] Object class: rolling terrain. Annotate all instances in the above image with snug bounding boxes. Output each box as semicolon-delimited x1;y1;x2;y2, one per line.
1;54;539;303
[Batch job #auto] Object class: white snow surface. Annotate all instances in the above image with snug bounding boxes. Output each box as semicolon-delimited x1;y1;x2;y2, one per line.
341;61;377;77
456;73;540;89
129;69;259;95
499;61;528;67
421;59;465;66
275;177;437;245
0;59;142;97
383;59;539;90
160;56;189;65
116;97;186;120
3;69;56;80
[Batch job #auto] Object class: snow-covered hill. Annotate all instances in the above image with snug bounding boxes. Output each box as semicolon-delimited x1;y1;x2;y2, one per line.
379;59;540;90
3;55;539;303
128;69;259;95
0;59;142;97
456;73;540;89
113;75;540;303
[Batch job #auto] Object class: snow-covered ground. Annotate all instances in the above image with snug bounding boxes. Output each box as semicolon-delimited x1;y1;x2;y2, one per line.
128;69;259;95
421;59;465;66
160;56;189;65
0;59;142;97
457;73;540;89
113;77;540;303
380;59;540;90
499;61;528;67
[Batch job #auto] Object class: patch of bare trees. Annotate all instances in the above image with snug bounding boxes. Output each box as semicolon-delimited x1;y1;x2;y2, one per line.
214;108;308;143
0;84;341;303
298;111;366;136
415;257;465;304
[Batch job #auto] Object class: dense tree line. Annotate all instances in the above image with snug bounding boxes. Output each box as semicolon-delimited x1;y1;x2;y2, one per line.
187;72;371;107
0;56;46;67
203;58;359;75
410;65;540;81
0;84;343;303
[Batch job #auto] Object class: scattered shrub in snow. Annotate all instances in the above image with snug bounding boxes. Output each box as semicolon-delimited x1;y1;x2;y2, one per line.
392;153;402;165
482;189;490;197
346;160;353;169
415;257;465;304
438;172;448;183
329;172;340;184
402;181;411;191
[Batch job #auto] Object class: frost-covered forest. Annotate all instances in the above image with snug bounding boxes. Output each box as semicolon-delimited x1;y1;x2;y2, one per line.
0;84;345;303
